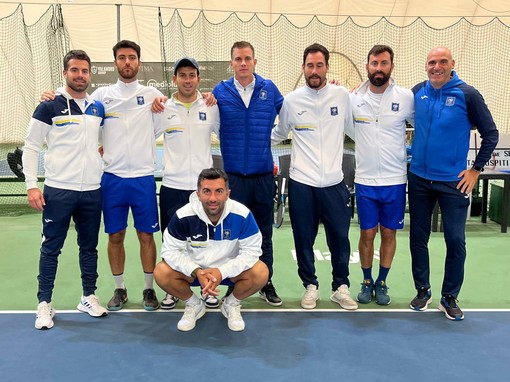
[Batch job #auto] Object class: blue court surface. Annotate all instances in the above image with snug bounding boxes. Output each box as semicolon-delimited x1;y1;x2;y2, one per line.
1;310;508;381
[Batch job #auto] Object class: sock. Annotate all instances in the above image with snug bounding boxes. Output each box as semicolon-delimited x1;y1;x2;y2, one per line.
113;274;125;289
361;267;373;283
225;292;241;306
376;266;390;284
144;272;154;290
185;293;200;305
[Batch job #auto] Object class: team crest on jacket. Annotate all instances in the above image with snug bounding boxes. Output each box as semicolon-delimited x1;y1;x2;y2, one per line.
259;90;267;100
90;106;99;116
223;229;231;239
446;97;456;106
137;96;145;105
330;106;338;116
391;103;400;112
199;112;206;121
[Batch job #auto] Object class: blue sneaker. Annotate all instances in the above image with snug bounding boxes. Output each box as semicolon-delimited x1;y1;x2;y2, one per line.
439;296;464;321
356;280;374;304
410;288;432;311
374;281;391;305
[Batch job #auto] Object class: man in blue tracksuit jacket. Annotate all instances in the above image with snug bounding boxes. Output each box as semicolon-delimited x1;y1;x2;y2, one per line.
408;46;498;321
213;41;284;306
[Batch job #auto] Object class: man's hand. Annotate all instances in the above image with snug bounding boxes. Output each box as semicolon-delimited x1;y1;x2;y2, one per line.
457;168;480;194
202;92;217;107
151;96;168;113
40;90;56;102
196;268;222;297
27;188;45;211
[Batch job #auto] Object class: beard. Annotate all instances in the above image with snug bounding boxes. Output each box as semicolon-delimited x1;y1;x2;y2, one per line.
66;79;89;93
305;74;326;89
368;71;391;87
118;66;139;80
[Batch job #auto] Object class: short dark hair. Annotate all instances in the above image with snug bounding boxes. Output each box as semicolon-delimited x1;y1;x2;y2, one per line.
63;50;91;71
367;45;394;63
197;168;229;190
303;43;330;65
230;41;255;59
112;40;141;59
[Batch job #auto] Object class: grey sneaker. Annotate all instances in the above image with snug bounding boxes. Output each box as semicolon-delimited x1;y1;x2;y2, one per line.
301;284;319;309
143;288;159;311
161;293;179;310
374;281;391;305
357;280;374;304
107;288;128;311
77;295;108;317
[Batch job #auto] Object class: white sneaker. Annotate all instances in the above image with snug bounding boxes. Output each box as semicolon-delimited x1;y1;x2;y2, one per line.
178;299;206;331
35;301;55;330
77;295;109;317
301;284;319;309
221;301;245;331
161;293;179;310
330;284;358;310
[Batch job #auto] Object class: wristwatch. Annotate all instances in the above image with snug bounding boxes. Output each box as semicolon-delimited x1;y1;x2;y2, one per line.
472;165;484;173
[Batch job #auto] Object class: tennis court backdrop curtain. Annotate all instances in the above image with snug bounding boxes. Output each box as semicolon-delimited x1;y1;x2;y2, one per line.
1;0;509;208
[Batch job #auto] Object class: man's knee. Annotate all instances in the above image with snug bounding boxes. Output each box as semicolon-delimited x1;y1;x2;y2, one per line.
108;230;126;246
137;230;154;245
154;261;174;283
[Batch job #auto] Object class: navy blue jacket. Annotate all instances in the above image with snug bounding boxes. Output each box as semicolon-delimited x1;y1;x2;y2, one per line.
213;73;283;175
411;71;498;181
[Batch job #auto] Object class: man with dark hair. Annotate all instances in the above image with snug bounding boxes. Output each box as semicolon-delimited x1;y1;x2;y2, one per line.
156;57;220;310
212;41;284;306
348;45;414;306
409;46;498;320
89;40;164;312
271;43;357;310
154;168;268;331
23;49;108;329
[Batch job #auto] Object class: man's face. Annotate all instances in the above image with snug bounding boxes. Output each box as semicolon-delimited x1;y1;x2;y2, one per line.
366;51;393;87
63;59;90;94
173;66;200;99
114;47;141;81
426;47;455;89
303;52;328;90
197;178;230;222
231;47;257;83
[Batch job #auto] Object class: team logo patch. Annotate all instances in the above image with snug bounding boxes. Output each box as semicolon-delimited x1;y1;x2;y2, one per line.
391;103;400;112
330;106;338;116
223;229;231;239
446;96;456;106
199;112;206;121
90;106;98;116
137;96;145;105
259;90;267;100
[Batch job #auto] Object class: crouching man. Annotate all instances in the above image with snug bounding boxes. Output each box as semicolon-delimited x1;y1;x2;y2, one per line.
154;168;268;331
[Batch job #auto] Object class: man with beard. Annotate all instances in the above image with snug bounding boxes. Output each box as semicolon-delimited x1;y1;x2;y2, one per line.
271;43;357;310
23;50;108;329
348;45;414;306
89;40;164;311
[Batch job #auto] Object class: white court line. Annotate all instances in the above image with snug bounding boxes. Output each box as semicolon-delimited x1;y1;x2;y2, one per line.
2;308;510;314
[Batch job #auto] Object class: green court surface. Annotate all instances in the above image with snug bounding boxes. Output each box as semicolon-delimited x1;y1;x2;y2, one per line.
1;211;508;311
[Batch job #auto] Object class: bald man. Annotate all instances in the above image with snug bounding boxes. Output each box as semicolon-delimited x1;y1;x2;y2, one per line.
408;46;498;320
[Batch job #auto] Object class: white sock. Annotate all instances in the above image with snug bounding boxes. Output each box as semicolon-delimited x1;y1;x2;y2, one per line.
113;274;125;289
225;293;241;306
144;272;154;290
185;293;200;305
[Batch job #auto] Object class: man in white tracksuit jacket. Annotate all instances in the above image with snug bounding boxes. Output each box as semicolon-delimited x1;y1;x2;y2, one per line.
271;43;357;311
347;45;414;306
